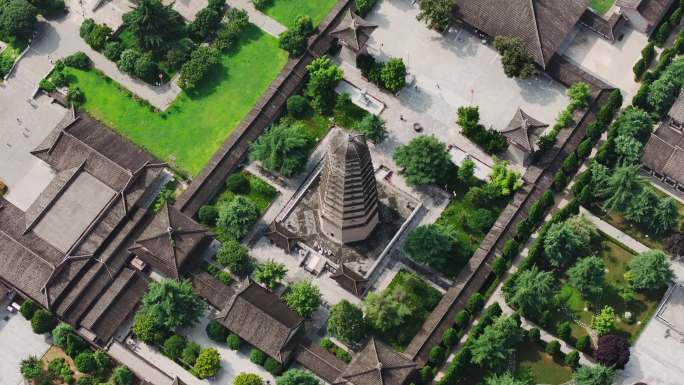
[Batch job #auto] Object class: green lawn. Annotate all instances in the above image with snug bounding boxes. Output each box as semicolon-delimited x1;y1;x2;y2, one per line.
262;0;337;28
517;341;573;384
555;235;666;343
63;24;287;176
590;0;616;14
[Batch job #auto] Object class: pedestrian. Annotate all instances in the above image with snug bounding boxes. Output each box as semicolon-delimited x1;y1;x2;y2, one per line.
400;114;405;121
16;117;21;124
436;83;440;89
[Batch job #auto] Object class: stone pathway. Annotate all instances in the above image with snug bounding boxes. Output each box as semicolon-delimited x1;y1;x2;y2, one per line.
107;341;173;385
226;0;286;36
579;207;650;253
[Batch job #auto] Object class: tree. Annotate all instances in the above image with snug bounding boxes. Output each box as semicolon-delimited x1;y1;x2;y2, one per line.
93;350;110;374
133;53;157;81
139;279;205;333
234;372;264;385
493;36;536;79
216;239;252;275
393;135;452;186
66;87;85;107
277;369;319;385
75;352;97;374
187;6;222;42
216;196;260;241
0;0;37;41
488;159;522;197
117;48;142;73
470;315;523;371
192;348;221;379
543;221;588;268
65;333;88;358
651;197;678;236
227;333;241;350
405;224;455;270
484;373;530;385
19;300;38;321
567;256;606;299
416;0;453;30
111;366;134;385
625;188;657;226
565;215;599;246
31;309;57;334
287;95;309;118
52;323;73;348
163;335;186;360
305;56;343;114
355;114;387;142
253;260;287;289
573;365;615;385
363;290;411;333
132;309;166;345
178;46;219;90
122;0;183;50
181;342;201;366
458;158;476;186
278;28;307;56
20;356;42;380
380;58;406;92
567;82;591;110
614;134;643;164
284;281;321;317
328;300;366;345
249;121;313;177
596;334;630;369
627;250;674;291
502;266;555;316
591;306;616;336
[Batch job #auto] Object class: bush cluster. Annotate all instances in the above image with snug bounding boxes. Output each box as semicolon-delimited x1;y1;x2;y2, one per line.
355;54;407;93
456;105;508;154
278;15;314;57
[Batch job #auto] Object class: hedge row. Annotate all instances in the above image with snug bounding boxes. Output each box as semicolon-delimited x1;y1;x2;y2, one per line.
652;0;684;47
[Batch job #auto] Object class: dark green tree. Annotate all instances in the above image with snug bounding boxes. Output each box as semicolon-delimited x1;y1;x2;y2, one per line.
573;364;615;385
306;56;343;114
502;266;555;316
567;256;605;299
283;281;321;317
328;300;366;345
543;221;588;268
216;239;252;275
493;36;536;79
355;114;387;142
140;279;206;330
393;135;451;186
276;369;319;385
627;250;674;291
216;196;260;241
416;0;453;30
249;121;313;177
405;224;455;271
380;58;406;92
470;315;523;371
122;0;183;50
0;0;37;41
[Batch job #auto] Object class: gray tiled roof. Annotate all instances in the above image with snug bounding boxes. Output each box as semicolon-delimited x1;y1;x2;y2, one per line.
501;108;549;152
641;122;684;186
454;0;588;67
330;10;377;52
334;338;415;385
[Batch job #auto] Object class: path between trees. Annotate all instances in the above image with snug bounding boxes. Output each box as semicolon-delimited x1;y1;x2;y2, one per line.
226;0;286;36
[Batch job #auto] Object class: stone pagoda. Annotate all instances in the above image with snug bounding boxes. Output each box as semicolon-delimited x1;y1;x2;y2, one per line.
319;131;379;244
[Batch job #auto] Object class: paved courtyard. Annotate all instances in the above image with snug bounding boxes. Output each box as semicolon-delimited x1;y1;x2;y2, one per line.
562;25;647;101
364;0;569;141
0;308;51;385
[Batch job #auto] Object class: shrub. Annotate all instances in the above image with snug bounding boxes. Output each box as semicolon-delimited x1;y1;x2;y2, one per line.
227;333;241;350
181;342;201;366
216;196;260;241
206;320;229;342
557;321;572;341
93;350;110;374
111;366;134;385
642;42;656;64
63;52;91;69
117;48;141;73
465;293;485;315
287;95;309;118
527;327;540;343
84;23;111;50
40;78;56;92
133;53;157;81
66;87;85;106
48;358;73;383
442;328;459;346
52;323;73;348
654;20;672;46
356;0;377;15
65;333;87;357
380;58;406;92
226;172;250;194
178;46;219;90
278;28;306;57
596;334;630;369
577;138;593;159
198;205;218;225
545;340;561;357
20;300;39;320
420;365;435;383
250;0;270;10
502;239;520;260
77;376;99;385
103;41;123;61
263;357;282;375
31;309;57;334
671;7;683;25
192;348;221;379
80;18;95;38
355;113;387;142
250;348;266;365
575;336;591;353
20;356;43;381
75;352;97;373
295;15;314;36
163;335;186;360
429;345;446;365
216;239;252;275
565;350;580;368
454;310;471;329
491;256;507;277
633;58;646;81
